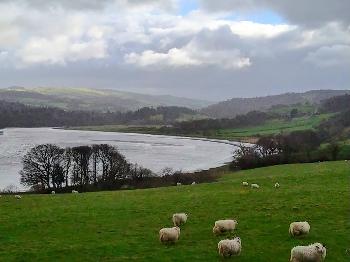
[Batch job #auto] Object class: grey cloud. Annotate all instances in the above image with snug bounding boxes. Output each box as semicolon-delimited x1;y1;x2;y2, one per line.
305;45;350;67
199;0;350;27
0;0;174;10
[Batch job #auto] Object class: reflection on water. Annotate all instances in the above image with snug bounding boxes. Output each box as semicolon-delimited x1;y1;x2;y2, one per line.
0;128;238;189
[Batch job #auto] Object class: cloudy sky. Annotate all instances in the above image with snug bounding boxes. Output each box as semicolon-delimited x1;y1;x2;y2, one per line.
0;0;349;100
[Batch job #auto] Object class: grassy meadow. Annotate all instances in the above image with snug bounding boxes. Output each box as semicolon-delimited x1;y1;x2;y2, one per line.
0;161;349;261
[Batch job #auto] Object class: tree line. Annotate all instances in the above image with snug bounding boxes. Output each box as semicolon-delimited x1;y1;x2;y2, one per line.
20;144;152;192
160;111;273;135
0;100;196;128
232;109;350;170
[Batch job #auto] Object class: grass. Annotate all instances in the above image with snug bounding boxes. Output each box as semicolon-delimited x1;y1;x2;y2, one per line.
211;114;332;140
0;161;349;261
70;114;332;143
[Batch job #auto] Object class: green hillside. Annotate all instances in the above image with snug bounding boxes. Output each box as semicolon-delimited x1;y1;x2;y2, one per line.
0;161;349;261
0;87;212;112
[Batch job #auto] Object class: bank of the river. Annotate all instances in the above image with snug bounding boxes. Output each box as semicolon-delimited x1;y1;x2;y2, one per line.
65;125;258;143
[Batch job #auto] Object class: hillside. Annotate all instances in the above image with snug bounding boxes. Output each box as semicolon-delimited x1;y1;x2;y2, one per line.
0;162;348;261
201;90;350;118
0;87;212;112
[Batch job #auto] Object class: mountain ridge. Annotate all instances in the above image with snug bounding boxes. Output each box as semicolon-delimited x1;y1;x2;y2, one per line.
201;89;350;118
0;87;213;112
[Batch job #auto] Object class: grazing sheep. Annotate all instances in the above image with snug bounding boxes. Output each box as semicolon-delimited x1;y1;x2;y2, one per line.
14;195;21;199
213;219;238;235
51;191;56;194
172;213;188;227
218;237;242;257
72;190;79;194
275;182;280;188
289;221;310;237
251;183;260;189
242;181;249;186
290;243;326;262
176;182;182;186
159;227;180;243
191;182;196;185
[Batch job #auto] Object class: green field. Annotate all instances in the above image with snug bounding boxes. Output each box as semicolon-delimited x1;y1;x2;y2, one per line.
0;161;349;261
207;114;331;140
71;114;332;142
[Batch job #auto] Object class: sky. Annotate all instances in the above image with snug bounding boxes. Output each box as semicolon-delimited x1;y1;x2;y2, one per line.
0;0;349;101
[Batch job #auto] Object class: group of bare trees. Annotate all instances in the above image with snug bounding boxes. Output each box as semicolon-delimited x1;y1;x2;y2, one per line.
20;144;152;192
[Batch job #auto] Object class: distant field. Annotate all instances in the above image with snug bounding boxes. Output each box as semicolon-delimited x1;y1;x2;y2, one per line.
212;114;332;140
0;161;349;261
71;114;332;142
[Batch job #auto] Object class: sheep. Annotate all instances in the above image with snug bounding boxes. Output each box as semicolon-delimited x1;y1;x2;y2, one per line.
172;213;188;227
159;227;180;243
51;191;56;194
251;183;260;189
213;219;238;235
176;182;182;186
242;181;249;186
72;190;79;194
218;237;242;257
289;221;310;237
290;243;326;262
14;195;21;199
191;182;196;185
275;182;280;188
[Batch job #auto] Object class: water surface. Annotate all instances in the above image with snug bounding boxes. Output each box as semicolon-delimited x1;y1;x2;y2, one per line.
0;128;239;190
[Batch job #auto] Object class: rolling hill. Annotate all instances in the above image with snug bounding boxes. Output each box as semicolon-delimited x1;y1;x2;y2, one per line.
201;90;350;118
0;87;213;112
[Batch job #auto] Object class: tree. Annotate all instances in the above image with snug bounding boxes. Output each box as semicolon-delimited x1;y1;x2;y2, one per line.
20;144;64;190
290;108;298;119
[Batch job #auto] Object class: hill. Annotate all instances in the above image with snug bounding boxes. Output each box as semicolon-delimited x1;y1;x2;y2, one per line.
0;161;348;261
201;90;350;118
0;87;212;112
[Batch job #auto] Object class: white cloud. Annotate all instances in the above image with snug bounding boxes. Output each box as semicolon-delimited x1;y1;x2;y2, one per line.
18;36;107;65
125;41;251;69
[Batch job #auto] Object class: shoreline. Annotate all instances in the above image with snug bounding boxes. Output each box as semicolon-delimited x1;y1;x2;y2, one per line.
63;126;257;144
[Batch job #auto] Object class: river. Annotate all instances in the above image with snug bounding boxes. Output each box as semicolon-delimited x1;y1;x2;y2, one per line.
0;128;240;190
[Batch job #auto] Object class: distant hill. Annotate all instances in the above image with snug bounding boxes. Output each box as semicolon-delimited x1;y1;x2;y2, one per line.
201;90;350;118
0;87;213;112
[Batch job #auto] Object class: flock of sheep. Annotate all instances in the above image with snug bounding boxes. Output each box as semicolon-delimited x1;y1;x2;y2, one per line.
159;182;327;261
9;176;332;260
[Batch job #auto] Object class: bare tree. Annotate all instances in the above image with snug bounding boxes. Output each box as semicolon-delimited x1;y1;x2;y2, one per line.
20;144;64;190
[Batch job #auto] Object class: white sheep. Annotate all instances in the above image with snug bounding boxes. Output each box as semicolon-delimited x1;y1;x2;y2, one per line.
218;237;242;257
242;181;249;186
191;182;196;185
251;183;260;189
176;182;182;186
72;190;79;194
159;227;180;243
213;219;238;235
289;221;310;237
51;191;56;194
14;195;21;199
290;242;326;262
275;182;280;188
172;213;188;227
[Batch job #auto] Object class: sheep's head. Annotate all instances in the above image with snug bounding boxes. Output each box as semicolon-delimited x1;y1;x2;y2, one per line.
213;226;221;235
234;237;241;243
314;243;326;256
233;219;238;225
